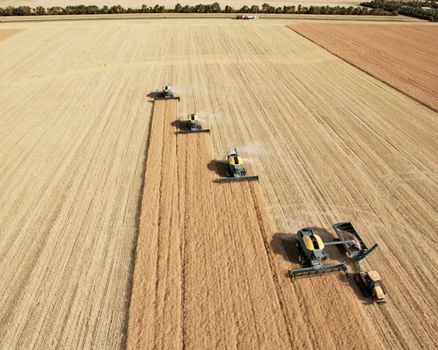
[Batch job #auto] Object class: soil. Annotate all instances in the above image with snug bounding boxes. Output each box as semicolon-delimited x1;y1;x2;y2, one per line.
290;23;438;111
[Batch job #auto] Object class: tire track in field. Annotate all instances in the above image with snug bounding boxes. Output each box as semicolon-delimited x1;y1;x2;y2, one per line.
176;126;188;350
248;183;294;345
151;100;167;348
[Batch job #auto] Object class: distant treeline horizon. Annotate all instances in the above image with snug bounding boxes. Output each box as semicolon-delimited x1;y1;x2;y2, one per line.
361;0;438;21
0;2;393;16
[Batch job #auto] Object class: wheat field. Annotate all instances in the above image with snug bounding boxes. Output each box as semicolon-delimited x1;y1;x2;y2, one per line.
0;18;437;349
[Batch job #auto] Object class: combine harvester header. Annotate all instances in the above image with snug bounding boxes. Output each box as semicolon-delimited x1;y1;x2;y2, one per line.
216;148;259;183
291;263;347;279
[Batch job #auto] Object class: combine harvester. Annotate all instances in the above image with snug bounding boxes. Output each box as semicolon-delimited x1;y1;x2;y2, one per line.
154;86;180;101
290;228;352;279
216;148;259;183
291;223;380;279
176;113;210;134
333;222;379;262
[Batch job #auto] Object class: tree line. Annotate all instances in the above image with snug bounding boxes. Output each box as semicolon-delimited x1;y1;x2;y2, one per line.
361;0;438;21
0;3;393;16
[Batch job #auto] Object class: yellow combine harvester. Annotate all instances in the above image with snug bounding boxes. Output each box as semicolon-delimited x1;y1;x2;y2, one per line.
154;85;180;101
176;113;210;134
216;148;259;183
290;228;349;279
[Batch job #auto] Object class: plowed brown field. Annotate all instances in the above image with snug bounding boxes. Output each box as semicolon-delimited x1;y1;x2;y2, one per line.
290;23;438;111
1;19;437;350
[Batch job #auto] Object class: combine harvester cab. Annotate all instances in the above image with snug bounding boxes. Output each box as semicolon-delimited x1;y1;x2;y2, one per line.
216;148;259;183
176;113;210;134
155;85;180;101
333;222;379;262
290;228;348;280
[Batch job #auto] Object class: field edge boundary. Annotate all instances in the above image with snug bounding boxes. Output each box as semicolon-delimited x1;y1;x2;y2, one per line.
120;100;156;350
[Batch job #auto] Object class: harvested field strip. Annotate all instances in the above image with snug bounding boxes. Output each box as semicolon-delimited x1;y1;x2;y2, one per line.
0;29;22;41
289;23;438;111
127;99;383;349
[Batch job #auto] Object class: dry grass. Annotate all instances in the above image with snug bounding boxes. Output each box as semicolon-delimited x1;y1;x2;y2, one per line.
290;23;438;111
0;18;437;349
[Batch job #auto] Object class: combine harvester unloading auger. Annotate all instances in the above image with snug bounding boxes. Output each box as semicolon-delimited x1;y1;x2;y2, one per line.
176;113;210;134
216;148;259;183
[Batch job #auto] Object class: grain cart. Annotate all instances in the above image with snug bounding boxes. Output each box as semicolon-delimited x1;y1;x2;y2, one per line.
333;222;379;262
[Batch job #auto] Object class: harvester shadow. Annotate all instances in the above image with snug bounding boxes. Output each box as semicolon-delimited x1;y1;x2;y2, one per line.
337;272;374;305
146;91;160;100
271;233;299;264
208;159;229;178
171;119;185;131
